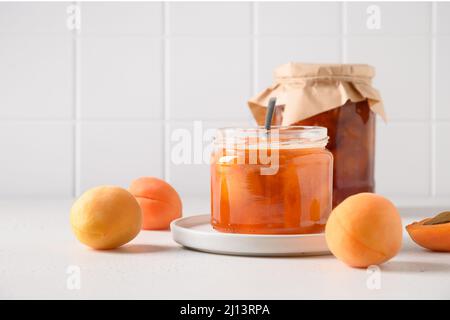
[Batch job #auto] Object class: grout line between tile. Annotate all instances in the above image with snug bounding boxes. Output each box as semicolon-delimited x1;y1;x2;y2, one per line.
3;118;450;124
163;2;171;182
432;1;437;37
71;34;438;39
430;2;437;197
74;1;81;198
341;1;347;63
251;2;258;96
0;118;277;124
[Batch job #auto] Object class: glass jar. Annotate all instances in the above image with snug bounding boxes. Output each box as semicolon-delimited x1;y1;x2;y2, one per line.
249;63;384;208
210;126;333;235
294;100;375;207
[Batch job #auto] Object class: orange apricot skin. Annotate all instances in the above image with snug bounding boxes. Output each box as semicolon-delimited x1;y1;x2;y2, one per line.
406;219;450;252
70;186;142;250
325;193;403;268
129;177;182;230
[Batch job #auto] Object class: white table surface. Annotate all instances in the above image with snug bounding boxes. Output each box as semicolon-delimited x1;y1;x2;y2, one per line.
0;198;449;300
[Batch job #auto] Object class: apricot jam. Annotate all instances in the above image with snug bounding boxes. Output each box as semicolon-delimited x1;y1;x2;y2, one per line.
294;100;375;207
210;126;333;234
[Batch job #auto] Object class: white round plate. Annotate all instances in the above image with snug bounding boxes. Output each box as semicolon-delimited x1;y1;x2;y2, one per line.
171;214;330;257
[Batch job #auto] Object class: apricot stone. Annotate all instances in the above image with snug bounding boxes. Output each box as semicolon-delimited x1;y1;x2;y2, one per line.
70;186;142;250
325;193;402;268
129;177;182;230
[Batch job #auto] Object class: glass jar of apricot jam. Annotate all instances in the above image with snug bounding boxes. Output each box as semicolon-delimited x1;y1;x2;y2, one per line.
273;99;375;207
293;100;375;208
248;63;385;208
210;126;333;235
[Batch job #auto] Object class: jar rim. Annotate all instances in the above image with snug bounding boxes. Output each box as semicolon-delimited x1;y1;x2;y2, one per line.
214;125;329;149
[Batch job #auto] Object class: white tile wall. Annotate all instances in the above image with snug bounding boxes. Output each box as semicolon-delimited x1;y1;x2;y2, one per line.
0;123;73;196
0;2;70;34
435;37;450;120
257;2;341;35
0;2;449;207
345;2;431;35
169;37;252;120
167;120;251;198
375;121;430;196
169;2;251;36
79;36;162;119
257;37;341;91
78;122;163;192
346;36;430;120
80;2;163;35
436;123;450;196
436;2;450;35
0;35;73;119
167;121;216;198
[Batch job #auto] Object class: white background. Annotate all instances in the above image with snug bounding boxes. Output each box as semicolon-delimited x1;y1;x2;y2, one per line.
0;1;449;208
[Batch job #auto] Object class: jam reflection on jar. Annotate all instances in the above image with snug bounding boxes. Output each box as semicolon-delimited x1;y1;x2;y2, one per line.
210;126;333;235
273;100;375;208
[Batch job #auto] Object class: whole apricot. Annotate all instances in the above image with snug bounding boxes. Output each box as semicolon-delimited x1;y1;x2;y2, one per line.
129;177;182;230
70;186;142;250
325;193;402;268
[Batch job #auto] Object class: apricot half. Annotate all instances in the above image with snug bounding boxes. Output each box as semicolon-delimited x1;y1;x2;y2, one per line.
325;193;403;268
406;214;450;252
70;186;142;250
129;177;182;230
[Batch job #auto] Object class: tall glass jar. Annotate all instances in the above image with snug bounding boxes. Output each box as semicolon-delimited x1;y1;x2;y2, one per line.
210;126;333;235
294;100;375;207
248;63;385;207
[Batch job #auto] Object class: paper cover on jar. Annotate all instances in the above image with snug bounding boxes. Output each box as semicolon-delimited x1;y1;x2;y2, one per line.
248;63;386;125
